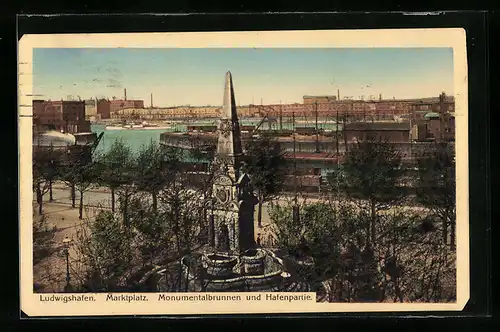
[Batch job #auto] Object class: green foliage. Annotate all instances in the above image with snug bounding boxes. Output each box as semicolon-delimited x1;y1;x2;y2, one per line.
416;142;456;246
96;139;136;189
75;211;134;291
416;142;455;211
335;135;404;203
268;201;305;252
269;201;341;266
268;194;456;302
374;209;456;302
244;135;287;201
128;194;171;263
327;135;405;246
135;141;166;193
33;146;60;189
158;147;185;186
159;186;204;254
33;146;61;213
32;214;56;264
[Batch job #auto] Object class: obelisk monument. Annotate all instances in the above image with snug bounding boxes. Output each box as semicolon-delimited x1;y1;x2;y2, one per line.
210;71;257;254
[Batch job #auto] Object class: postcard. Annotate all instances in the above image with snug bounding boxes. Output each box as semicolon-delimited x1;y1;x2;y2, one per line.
19;28;468;316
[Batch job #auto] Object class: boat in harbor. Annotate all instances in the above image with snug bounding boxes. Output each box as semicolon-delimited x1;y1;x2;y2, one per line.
104;125;126;131
105;122;172;131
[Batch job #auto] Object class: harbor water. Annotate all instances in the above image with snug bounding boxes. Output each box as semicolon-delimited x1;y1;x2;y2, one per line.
92;124;173;155
91;124;336;176
91;124;209;163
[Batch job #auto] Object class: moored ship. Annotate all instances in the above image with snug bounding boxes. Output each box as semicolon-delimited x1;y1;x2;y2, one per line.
105;122;172;131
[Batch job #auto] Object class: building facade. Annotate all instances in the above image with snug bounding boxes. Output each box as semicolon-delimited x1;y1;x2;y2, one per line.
109;99;145;113
33;100;91;134
97;99;111;119
303;95;338;104
84;99;97;118
344;122;411;143
110;106;221;120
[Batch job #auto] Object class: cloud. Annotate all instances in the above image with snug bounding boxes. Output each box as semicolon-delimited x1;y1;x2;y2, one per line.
106;67;122;78
106;78;122;88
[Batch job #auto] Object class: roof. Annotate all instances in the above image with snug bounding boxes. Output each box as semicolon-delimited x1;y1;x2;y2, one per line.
423;112;440;119
32;99;84;105
33;131;76;146
303;95;337;99
345;122;410;131
186;121;218;126
283;152;343;161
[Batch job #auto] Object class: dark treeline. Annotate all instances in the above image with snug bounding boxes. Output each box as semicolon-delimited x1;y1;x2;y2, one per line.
32;135;456;301
269;136;456;302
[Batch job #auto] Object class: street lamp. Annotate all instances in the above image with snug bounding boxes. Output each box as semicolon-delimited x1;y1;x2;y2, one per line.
280;271;291;291
62;236;73;292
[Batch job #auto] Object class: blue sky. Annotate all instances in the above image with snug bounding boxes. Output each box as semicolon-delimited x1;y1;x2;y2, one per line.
33;48;454;106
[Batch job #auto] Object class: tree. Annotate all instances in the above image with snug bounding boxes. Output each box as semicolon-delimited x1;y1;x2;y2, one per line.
74;162;99;219
32;145;59;214
159;183;204;256
268;199;307;255
128;193;172;266
374;207;456;302
60;156;99;219
157;181;207;291
301;203;342;280
59;147;90;209
74;211;135;291
330;134;404;246
268;198;379;302
135;142;183;212
96;139;135;213
32;214;56;266
96;141;138;227
416;142;456;247
244;135;287;227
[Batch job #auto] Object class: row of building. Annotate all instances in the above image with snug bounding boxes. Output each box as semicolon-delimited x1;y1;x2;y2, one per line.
31;91;454;137
108;93;454;121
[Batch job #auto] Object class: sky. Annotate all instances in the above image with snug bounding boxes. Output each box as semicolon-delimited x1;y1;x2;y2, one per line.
33;48;454;107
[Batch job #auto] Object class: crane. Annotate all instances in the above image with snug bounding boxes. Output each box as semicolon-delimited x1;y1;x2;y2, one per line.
250;105;276;135
89;132;105;156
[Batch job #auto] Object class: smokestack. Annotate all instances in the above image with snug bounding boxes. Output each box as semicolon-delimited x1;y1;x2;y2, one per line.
151;93;153;108
124;89;127;101
337;89;340;101
379;93;382;101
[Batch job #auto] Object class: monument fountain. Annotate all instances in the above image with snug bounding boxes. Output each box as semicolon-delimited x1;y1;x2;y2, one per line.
155;71;309;293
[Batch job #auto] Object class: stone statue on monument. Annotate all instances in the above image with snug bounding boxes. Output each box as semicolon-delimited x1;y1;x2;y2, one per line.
216;221;230;252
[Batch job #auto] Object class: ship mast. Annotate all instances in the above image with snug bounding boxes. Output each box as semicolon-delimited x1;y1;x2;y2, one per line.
292;110;299;223
279;101;283;131
315;101;319;153
336;104;340;167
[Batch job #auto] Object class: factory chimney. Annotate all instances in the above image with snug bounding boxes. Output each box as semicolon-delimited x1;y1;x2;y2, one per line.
124;88;127;101
337;89;340;101
379;93;382;101
150;93;153;108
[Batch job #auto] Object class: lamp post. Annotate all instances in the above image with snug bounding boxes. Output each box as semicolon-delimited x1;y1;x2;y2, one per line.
62;236;72;292
280;271;291;291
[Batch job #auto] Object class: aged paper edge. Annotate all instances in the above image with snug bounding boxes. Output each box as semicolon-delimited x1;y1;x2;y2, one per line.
18;28;469;316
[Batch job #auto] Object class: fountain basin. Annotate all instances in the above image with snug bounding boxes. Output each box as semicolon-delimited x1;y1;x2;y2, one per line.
202;253;238;277
241;248;266;275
